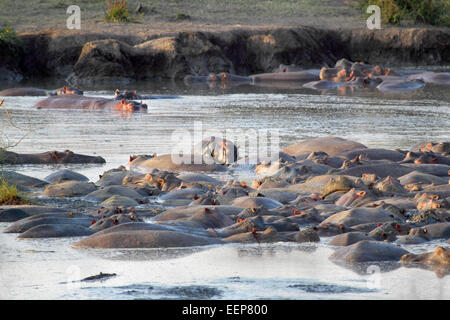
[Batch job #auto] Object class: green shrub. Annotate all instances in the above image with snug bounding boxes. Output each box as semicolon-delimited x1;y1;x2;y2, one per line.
175;11;191;21
105;0;133;23
0;178;28;205
358;0;450;26
0;25;20;46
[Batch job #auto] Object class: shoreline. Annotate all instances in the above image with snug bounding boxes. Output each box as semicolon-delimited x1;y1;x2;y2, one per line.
1;26;449;84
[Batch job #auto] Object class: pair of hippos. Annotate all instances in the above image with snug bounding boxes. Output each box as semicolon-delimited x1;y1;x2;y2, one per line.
184;58;450;92
0;87;182;112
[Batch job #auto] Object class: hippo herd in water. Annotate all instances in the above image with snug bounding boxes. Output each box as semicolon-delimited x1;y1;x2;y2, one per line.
0;57;449;113
1;135;450;277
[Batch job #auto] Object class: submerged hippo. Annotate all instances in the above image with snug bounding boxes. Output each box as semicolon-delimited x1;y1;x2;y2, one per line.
0;149;105;165
114;89;180;100
406;72;450;85
282;136;367;157
251;71;319;83
376;79;425;92
35;96;147;111
0;86;83;96
400;246;450;277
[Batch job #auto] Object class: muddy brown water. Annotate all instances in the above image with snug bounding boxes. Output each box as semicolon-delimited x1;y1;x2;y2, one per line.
0;78;449;299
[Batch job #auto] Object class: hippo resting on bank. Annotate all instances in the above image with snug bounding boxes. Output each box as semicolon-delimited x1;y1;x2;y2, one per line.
114;89;181;100
406;72;450;85
376;79;425;92
0;86;83;96
35;95;147;112
0;149;105;165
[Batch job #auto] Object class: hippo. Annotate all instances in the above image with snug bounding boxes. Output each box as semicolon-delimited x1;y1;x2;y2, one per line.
44;170;89;184
4;216;93;233
129;154;227;172
329;232;375;246
231;196;283;210
406;72;450;85
0;86;83;96
0;150;105;165
43;181;98;197
376;79;425;92
400;246;450;276
1;171;48;189
398;171;448;186
223;226;279;243
251;71;319;83
335;148;405;162
72;230;223;248
197;136;238;165
89;213;142;231
85;186;144;202
329;240;409;263
337;163;414;178
408;222;450;241
18;224;94;239
320;207;398;228
0;205;68;222
35;95;147;111
210;216;266;238
220;73;253;83
282;136;367;158
410;141;450;154
114;89;180;100
294;227;320;243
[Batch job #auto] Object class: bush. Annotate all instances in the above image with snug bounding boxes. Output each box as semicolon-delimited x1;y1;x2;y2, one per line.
358;0;450;26
0;25;20;46
0;178;28;205
105;0;133;23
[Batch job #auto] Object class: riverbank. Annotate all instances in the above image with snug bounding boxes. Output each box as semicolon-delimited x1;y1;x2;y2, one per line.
1;26;449;83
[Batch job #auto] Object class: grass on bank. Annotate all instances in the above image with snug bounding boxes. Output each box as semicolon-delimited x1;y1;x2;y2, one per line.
0;25;21;46
0;178;29;205
105;0;137;23
358;0;450;26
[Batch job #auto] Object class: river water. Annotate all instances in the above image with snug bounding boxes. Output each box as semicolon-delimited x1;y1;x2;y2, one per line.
0;79;449;299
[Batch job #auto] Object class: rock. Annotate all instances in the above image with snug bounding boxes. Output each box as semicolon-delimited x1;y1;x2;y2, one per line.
330;240;409;263
43;181;97;197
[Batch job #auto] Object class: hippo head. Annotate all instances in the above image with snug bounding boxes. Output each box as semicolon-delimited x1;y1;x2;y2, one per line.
119;99;147;112
414;152;438;164
199;136;238;165
208;73;219;82
57;86;84;95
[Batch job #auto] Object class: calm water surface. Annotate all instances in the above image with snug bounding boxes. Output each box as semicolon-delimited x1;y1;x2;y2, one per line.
0;79;449;299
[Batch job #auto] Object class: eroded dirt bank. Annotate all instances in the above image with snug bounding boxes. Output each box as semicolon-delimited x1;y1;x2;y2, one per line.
1;27;449;83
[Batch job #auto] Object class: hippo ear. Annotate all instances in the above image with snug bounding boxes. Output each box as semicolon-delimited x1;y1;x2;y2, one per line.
121;99;125;104
134;90;137;94
129;155;134;162
357;191;366;197
435;246;445;256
